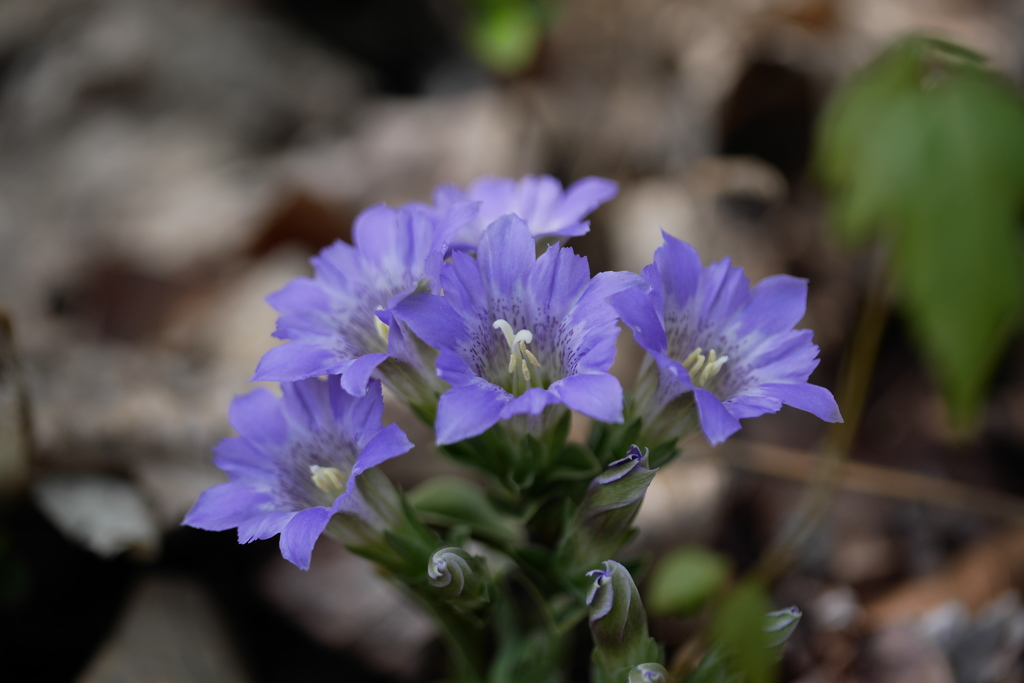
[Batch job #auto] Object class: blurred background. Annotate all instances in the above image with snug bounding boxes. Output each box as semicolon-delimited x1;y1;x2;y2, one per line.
1;0;1024;681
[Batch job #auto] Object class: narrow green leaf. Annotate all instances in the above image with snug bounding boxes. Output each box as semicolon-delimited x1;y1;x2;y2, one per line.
710;582;776;683
646;546;732;616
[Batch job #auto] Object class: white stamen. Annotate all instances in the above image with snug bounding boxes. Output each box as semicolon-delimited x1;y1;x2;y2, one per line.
683;346;728;387
374;307;390;344
493;319;542;389
310;465;348;497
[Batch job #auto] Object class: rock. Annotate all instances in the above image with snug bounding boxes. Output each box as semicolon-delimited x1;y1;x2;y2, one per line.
31;473;160;559
260;542;437;680
78;574;250;683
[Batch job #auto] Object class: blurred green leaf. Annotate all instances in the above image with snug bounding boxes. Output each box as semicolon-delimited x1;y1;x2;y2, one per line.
467;1;544;75
709;582;776;683
646;546;731;616
816;35;1024;429
409;476;522;545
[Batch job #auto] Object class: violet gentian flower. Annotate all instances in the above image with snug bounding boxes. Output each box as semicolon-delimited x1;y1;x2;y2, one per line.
611;233;842;446
426;174;618;251
252;203;461;402
183;378;413;570
393;214;637;445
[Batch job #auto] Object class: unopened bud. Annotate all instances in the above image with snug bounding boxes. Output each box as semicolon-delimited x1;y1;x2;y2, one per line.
587;561;659;677
764;606;801;656
628;663;670;683
428;547;489;608
571;446;657;564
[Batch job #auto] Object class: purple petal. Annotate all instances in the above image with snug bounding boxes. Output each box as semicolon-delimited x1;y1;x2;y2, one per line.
227;389;287;448
352;423;414;475
733;275;808;338
529;244;590;322
252;343;339;382
352;204;399;269
440;251;490;318
722;393;783;419
435;383;508;445
501;387;562;418
477;215;534;300
331;378;385;445
759;382;843;423
281;378;333;433
549;177;619;233
266;277;331;316
392;293;468;351
697;258;750;327
238;510;297;544
654;233;702;310
338;352;388;396
693;387;742;445
609;287;667;355
547;373;624;423
183;483;272;531
280;506;334;570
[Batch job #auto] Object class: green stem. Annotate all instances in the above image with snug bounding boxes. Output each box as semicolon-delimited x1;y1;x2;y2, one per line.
754;252;890;582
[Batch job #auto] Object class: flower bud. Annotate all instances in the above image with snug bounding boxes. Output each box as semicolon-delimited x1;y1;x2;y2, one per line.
581;445;657;532
427;546;489;608
628;663;670;683
587;561;660;679
764;606;802;656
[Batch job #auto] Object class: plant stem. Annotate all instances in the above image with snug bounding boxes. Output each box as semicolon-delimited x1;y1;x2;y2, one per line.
754;252;890;582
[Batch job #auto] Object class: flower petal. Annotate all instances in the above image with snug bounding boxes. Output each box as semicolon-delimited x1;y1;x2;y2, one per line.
392;293;468;351
280;506;334;570
338;352;388;396
733;275;808;338
547;373;624;423
477;215;534;303
227;389;288;448
252;342;340;382
609;287;668;355
182;483;272;531
693;387;742;445
238;510;297;544
435;383;508;445
353;423;414;475
759;382;843;423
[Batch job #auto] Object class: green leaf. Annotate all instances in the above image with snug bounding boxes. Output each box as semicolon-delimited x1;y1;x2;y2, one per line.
468;1;544;75
815;35;1024;429
646;546;732;616
709;582;776;683
409;476;523;546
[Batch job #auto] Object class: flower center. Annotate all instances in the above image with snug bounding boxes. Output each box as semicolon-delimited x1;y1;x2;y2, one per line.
682;347;728;388
310;465;349;499
492;319;541;392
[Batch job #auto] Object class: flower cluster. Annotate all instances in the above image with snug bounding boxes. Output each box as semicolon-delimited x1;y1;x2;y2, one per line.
184;172;834;682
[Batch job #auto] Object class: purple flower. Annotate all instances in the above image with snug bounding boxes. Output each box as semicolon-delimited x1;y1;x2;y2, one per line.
426;174;618;251
611;233;842;445
393;215;637;445
253;203;457;400
183;378;413;570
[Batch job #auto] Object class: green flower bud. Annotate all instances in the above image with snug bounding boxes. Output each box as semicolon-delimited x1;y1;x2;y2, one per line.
587;561;660;681
581;445;657;535
764;606;802;656
628;663;670;683
427;546;490;608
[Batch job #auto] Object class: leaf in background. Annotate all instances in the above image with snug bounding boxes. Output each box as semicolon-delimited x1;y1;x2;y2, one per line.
466;0;548;75
409;476;523;546
646;546;732;617
816;35;1024;429
709;582;776;683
